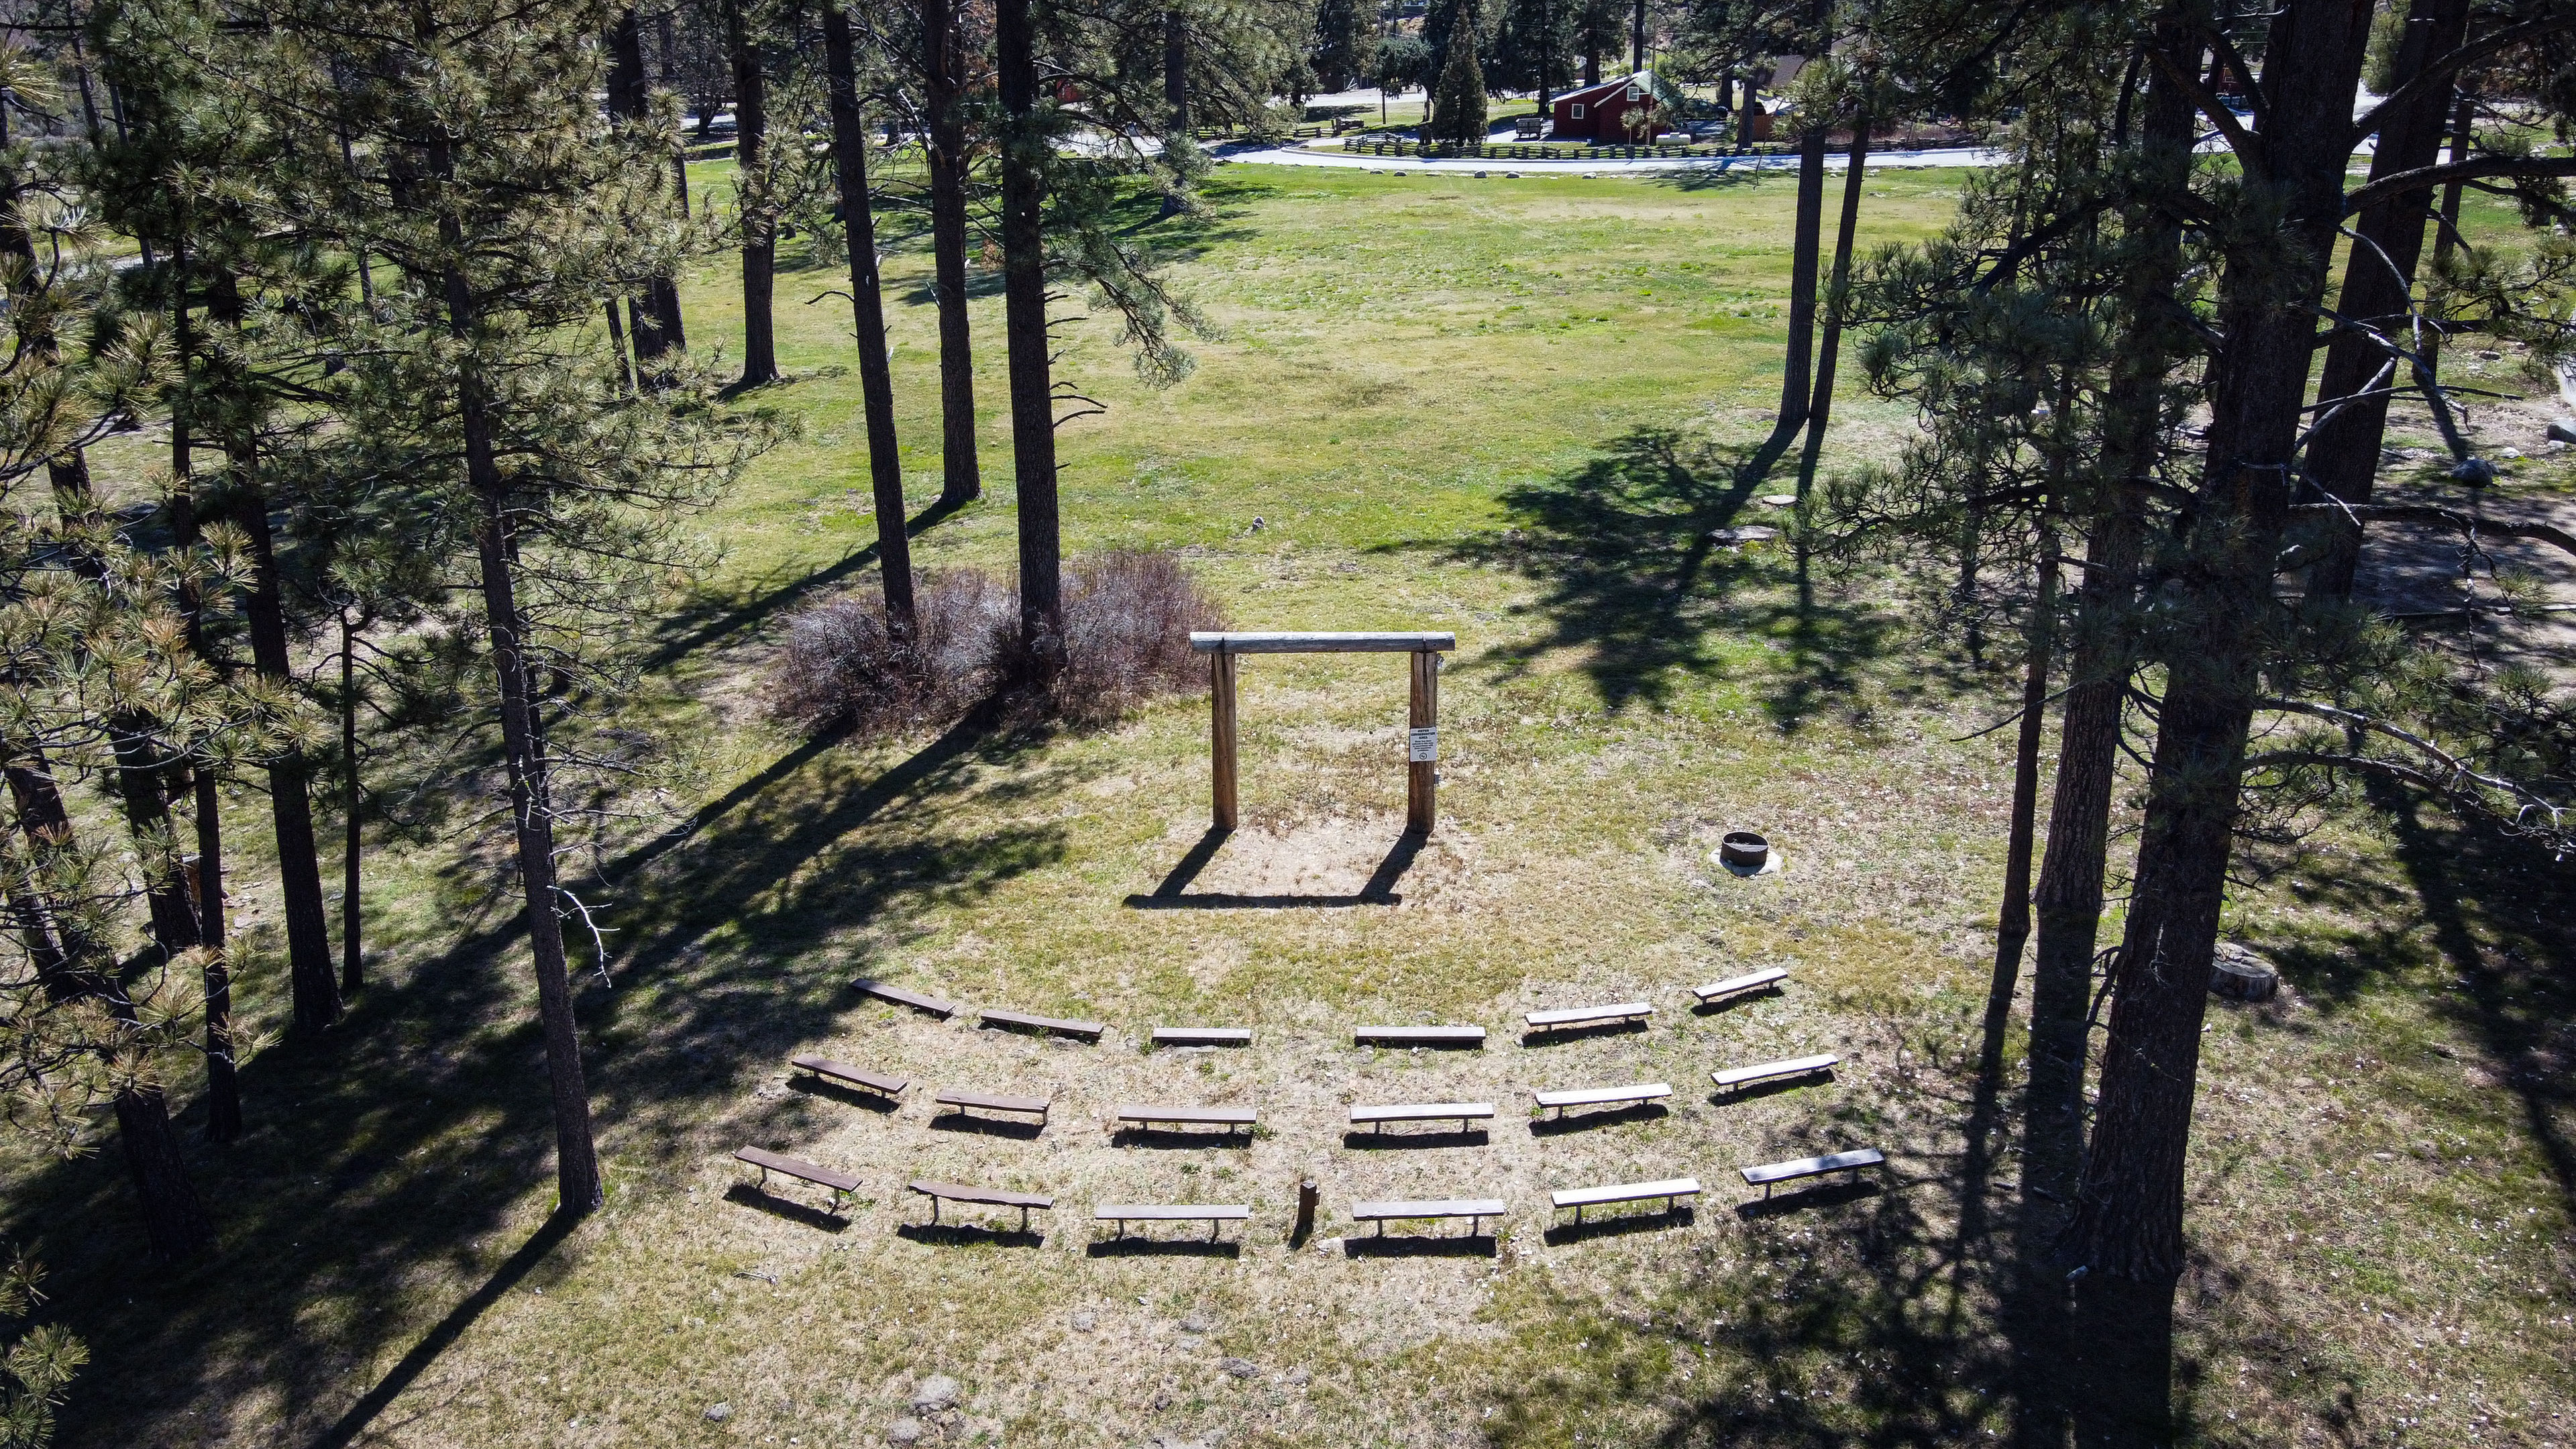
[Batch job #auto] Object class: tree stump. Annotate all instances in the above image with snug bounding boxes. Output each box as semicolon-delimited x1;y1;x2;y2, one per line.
2209;943;2279;1003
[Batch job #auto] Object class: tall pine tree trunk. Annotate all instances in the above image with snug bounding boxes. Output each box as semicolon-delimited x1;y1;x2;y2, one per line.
725;0;778;388
6;757;215;1258
2063;0;2372;1281
433;140;604;1216
996;0;1061;679
611;7;686;362
229;448;343;1036
1984;525;2057;1049
339;608;364;994
822;2;916;634
166;299;241;1137
2302;0;2469;599
2423;89;2473;382
1802;107;1870;443
1747;119;1829;476
115;1081;214;1261
1160;8;1188;218
922;0;981;505
2020;29;2195;1218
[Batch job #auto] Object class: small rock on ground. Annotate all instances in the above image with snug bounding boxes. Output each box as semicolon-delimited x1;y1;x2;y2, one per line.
911;1375;961;1413
885;1417;924;1444
704;1403;733;1423
2549;418;2576;445
1220;1358;1260;1379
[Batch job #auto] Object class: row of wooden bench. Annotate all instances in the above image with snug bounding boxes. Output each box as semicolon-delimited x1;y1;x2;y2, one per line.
733;1146;1888;1235
853;967;1791;1049
789;1051;1843;1134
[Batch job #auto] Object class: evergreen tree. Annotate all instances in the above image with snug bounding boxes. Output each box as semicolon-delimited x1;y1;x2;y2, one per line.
819;1;916;635
724;0;780;386
198;0;774;1216
1428;0;1487;142
1309;0;1371;91
1490;0;1572;101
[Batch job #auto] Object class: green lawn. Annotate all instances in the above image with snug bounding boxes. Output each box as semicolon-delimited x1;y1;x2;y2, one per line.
19;162;2576;1449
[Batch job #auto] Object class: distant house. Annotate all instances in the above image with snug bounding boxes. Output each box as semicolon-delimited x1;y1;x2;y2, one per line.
1550;70;1682;144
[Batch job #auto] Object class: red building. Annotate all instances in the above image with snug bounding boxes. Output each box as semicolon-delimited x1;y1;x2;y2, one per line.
1550;70;1672;143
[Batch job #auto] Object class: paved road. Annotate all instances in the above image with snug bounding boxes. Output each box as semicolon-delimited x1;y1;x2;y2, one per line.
1213;138;2000;173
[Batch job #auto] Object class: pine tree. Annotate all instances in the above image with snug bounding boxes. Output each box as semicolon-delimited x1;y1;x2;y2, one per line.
820;1;916;634
724;0;780;387
918;0;983;506
1429;0;1487;142
1309;0;1370;91
200;0;774;1216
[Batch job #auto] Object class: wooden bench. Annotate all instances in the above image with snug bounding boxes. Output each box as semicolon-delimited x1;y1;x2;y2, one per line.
1550;1177;1701;1222
1739;1148;1885;1199
908;1179;1055;1232
733;1146;859;1212
853;978;957;1018
1350;1102;1494;1134
1093;1203;1252;1240
1353;1024;1485;1048
1351;1197;1506;1236
934;1089;1051;1126
1529;1082;1670;1119
1693;967;1788;1004
1711;1053;1840;1091
1151;1026;1252;1047
1524;1002;1653;1032
788;1054;908;1100
979;1007;1105;1041
1114;1104;1256;1136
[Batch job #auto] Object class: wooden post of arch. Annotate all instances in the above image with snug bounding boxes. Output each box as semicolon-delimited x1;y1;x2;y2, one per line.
1190;631;1458;836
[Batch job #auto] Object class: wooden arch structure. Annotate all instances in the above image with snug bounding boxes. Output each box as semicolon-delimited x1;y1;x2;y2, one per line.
1189;631;1457;835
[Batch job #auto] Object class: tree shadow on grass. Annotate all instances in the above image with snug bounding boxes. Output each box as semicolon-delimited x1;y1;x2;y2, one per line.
1409;424;1907;729
48;710;1074;1448
1474;1016;2186;1448
638;494;970;671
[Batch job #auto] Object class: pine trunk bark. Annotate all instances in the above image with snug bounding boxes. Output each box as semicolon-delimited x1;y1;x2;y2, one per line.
1802;109;1870;441
610;9;685;364
923;0;982;506
2020;28;2195;1217
2302;0;2470;600
166;339;241;1138
339;609;363;994
1775;123;1830;434
1160;9;1188;217
996;0;1062;680
230;451;343;1036
116;1085;214;1261
822;5;917;635
434;145;605;1218
2063;0;2372;1281
726;0;778;388
1984;527;2057;1047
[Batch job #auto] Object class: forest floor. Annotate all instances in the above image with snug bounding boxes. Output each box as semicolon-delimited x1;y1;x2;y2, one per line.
16;162;2576;1448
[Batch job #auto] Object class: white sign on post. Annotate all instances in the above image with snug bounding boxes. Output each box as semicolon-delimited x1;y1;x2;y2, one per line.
1407;727;1438;763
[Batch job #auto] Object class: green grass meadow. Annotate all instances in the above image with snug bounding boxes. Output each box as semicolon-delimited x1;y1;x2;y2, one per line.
14;160;2576;1448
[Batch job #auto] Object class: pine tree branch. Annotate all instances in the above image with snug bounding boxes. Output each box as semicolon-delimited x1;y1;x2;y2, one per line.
2288;502;2576;561
2349;17;2576;148
2344;156;2576;217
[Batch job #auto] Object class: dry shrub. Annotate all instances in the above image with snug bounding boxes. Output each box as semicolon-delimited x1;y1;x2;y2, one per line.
767;568;1012;733
1045;549;1230;723
768;550;1226;737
